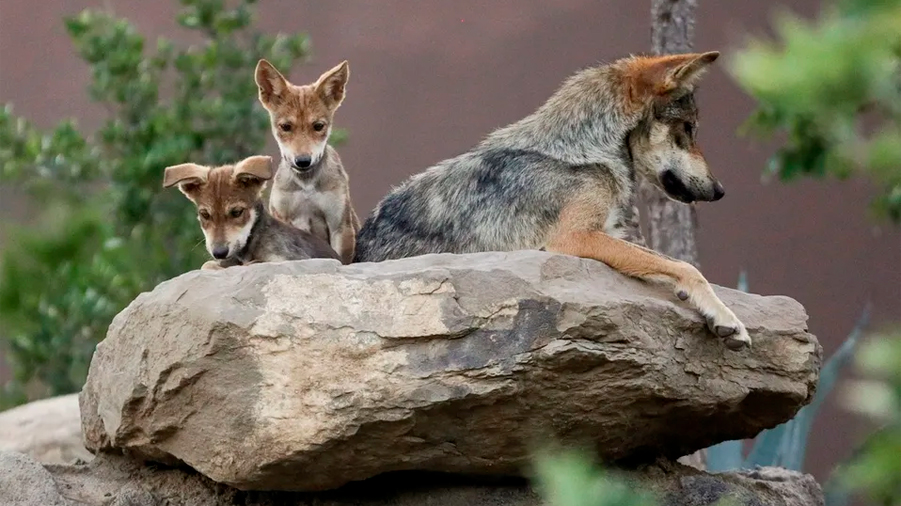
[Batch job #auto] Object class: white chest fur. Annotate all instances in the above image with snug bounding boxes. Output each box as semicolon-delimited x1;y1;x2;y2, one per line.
271;181;344;241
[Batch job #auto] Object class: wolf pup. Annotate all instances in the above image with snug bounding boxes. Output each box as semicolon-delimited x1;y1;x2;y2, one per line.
355;51;751;350
163;155;341;270
254;58;360;265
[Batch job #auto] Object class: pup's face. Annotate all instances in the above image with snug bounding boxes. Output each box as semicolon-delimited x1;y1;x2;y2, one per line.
163;156;273;261
624;51;725;203
255;59;349;175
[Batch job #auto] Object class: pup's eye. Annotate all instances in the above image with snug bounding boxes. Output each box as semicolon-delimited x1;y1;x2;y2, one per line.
198;210;211;220
313;122;326;132
684;122;694;137
279;123;293;132
229;208;245;218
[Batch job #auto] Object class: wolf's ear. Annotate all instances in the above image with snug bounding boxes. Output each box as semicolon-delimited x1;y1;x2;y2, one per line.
629;51;719;99
255;59;289;107
233;155;273;187
315;60;349;108
669;51;719;88
163;163;209;197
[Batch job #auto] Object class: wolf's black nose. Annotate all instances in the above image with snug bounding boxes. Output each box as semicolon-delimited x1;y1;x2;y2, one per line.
211;246;229;259
294;155;312;168
712;181;725;201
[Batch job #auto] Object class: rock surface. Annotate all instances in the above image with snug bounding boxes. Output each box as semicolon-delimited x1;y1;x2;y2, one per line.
0;394;92;465
4;452;824;506
80;251;822;491
0;451;69;506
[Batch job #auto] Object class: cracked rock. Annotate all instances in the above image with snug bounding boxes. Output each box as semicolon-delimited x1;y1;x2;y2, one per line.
79;251;821;491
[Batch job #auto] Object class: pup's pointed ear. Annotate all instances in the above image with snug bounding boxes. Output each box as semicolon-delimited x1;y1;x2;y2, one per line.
233;155;273;186
255;59;289;107
315;60;349;108
628;51;719;100
163;163;209;196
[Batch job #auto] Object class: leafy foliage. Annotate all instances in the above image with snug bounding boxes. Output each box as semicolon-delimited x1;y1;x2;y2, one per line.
533;450;656;506
0;0;313;406
729;0;901;222
836;332;901;506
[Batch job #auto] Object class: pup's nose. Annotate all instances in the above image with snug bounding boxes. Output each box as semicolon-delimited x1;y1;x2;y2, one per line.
712;181;725;201
211;246;229;260
294;155;312;168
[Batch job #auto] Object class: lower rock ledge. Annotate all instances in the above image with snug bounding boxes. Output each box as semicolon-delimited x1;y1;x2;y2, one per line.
1;451;823;506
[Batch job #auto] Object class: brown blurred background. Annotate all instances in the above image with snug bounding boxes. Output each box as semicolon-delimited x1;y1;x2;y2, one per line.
1;0;899;484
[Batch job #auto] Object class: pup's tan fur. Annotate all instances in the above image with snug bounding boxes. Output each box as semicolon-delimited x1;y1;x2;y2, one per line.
255;59;359;264
163;155;340;270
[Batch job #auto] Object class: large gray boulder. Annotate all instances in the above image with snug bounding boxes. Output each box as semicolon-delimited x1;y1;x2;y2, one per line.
0;394;92;465
80;251;822;491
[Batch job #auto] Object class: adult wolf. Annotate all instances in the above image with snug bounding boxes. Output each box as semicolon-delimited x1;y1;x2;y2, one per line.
355;51;749;349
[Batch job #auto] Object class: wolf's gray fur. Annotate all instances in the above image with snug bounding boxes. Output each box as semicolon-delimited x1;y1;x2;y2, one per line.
355;58;707;262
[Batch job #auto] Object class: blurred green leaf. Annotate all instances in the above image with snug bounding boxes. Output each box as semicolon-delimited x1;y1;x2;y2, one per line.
730;0;901;222
837;332;901;505
533;449;657;506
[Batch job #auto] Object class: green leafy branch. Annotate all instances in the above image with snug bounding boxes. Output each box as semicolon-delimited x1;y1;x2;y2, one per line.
730;0;901;222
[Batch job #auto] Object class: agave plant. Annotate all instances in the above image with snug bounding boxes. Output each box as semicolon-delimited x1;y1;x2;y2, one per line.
704;272;870;506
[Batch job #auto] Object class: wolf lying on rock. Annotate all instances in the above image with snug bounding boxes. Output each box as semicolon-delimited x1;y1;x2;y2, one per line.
354;52;750;350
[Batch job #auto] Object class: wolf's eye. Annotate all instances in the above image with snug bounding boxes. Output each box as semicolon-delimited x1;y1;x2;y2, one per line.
198;209;211;220
279;123;293;132
313;122;326;132
229;208;245;218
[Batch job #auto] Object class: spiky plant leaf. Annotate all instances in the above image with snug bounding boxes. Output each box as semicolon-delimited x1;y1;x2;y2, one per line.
743;304;871;470
706;440;745;472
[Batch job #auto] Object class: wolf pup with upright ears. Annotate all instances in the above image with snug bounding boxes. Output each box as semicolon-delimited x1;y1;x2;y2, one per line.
254;59;360;265
163;155;340;270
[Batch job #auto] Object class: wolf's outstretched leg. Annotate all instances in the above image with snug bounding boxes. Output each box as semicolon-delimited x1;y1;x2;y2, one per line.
546;227;750;350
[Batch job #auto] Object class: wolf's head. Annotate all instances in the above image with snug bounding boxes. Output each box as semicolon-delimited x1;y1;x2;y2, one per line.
622;52;724;203
163;156;273;261
255;59;348;176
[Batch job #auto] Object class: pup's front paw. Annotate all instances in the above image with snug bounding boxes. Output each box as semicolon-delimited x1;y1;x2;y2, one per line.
201;260;224;271
705;310;751;350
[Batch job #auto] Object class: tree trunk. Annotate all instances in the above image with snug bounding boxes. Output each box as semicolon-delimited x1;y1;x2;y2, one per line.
648;0;708;472
640;0;701;268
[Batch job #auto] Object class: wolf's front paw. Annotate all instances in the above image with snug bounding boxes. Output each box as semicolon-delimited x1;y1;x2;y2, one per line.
201;260;224;271
676;279;752;350
704;310;751;350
